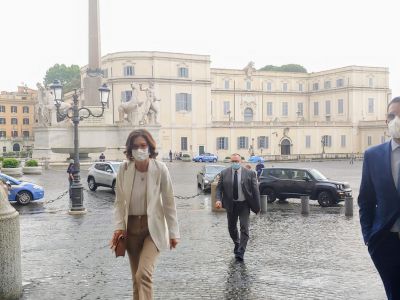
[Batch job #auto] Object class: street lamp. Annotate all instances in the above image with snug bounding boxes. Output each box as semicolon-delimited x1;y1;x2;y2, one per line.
321;135;327;156
49;80;110;214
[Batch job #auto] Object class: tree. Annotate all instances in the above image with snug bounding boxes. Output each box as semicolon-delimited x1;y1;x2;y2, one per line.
43;64;81;93
259;64;307;73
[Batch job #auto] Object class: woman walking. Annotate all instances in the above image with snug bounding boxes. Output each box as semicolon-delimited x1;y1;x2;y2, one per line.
111;129;180;300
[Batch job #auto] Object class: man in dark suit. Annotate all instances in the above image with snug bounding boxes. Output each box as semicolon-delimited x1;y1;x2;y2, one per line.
358;96;400;299
216;153;261;261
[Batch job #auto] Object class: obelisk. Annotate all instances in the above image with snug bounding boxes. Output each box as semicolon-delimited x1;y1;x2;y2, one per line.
83;0;103;106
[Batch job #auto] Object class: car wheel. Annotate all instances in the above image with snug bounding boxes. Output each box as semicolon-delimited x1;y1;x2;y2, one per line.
111;180;116;193
88;177;97;191
198;158;203;162
213;159;217;163
201;181;205;191
263;188;276;203
278;197;287;202
318;191;334;207
16;191;32;205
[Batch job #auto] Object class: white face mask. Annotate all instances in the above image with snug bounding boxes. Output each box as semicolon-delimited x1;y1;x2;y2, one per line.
132;148;149;161
388;116;400;139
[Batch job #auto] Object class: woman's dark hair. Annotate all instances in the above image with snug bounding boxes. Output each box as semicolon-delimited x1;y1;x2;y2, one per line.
124;129;158;160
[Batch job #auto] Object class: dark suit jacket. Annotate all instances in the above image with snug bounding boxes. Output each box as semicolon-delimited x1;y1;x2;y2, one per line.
216;166;261;214
358;141;400;252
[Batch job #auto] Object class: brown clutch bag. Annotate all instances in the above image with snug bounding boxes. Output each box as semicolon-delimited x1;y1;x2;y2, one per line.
115;234;127;257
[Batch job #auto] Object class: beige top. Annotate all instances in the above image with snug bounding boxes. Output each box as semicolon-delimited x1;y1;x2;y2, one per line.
128;170;147;216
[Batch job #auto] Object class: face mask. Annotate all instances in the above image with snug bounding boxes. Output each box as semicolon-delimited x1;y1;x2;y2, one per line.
388;116;400;139
132;148;149;161
231;162;241;170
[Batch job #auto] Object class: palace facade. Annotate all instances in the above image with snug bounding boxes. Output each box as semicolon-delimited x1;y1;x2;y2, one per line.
83;51;391;160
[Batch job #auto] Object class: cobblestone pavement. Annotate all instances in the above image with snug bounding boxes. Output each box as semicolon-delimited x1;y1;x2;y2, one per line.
12;160;386;299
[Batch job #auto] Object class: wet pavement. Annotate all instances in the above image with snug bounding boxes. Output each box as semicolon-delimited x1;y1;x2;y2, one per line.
11;160;386;299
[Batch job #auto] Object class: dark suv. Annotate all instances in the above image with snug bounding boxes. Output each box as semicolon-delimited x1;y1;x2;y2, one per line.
259;167;352;207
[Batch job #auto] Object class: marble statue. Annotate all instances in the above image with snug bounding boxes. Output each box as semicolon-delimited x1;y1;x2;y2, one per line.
118;83;144;124
139;82;160;125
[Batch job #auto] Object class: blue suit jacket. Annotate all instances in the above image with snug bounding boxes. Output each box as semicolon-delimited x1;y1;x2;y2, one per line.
358;141;400;250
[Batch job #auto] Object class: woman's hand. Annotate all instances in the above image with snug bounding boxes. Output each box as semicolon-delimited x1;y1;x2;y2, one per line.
110;230;126;250
170;238;179;250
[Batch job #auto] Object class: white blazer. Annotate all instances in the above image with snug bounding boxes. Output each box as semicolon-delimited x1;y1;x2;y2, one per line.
114;159;180;250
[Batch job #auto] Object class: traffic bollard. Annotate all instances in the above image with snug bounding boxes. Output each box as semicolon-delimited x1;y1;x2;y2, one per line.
301;195;310;215
260;195;268;213
0;186;22;300
345;196;353;217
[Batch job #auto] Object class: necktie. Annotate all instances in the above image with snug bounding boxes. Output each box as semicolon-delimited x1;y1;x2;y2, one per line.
233;170;238;200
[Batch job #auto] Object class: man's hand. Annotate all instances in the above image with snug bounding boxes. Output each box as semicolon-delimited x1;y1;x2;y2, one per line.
170;238;179;250
215;200;222;209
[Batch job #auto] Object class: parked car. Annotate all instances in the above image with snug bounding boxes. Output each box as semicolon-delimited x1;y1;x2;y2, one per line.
248;155;264;163
197;164;226;191
0;173;44;205
87;161;122;192
258;167;352;207
193;153;218;163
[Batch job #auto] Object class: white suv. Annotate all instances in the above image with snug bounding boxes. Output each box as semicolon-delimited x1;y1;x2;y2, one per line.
87;161;121;192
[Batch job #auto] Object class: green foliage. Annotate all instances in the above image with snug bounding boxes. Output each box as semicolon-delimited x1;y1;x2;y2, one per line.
225;156;231;159
2;158;20;168
259;64;307;73
44;64;81;93
25;159;39;167
0;157;3;162
182;154;191;157
2;151;30;158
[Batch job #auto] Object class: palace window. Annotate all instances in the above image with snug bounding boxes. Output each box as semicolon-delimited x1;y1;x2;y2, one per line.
244;108;253;122
266;82;272;91
313;102;319;116
178;67;189;78
176;93;192;112
305;136;311;148
341;135;346;147
224;80;230;89
299;83;303;92
0;118;5;124
223;101;230;115
0;106;5;112
23;131;30;138
336;78;344;87
181;137;188;151
216;137;229;150
0;131;6;138
312;83;319;91
266;102;273;116
11;106;17;113
324;81;331;89
23;118;29;125
23;106;29;113
257;136;269;149
237;136;249;149
338;99;344;114
325;100;331;115
123;65;134;76
121;90;132;102
369;77;373;88
282;102;288;116
282;83;288;92
11;131;18;138
11;118;17;125
297;102;303;116
245;80;251;90
368;98;374;113
368;136;372;146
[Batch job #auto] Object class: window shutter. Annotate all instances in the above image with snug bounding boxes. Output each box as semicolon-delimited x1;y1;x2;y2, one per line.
245;137;249;149
187;94;192;111
225;137;228;150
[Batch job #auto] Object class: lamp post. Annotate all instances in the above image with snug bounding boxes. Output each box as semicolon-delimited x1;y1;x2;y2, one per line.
49;80;110;214
321;135;327;156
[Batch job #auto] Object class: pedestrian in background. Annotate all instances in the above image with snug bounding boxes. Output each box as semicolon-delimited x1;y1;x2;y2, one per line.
358;96;400;298
215;153;260;261
99;153;106;162
169;150;173;162
67;159;74;198
256;160;265;179
111;129;180;300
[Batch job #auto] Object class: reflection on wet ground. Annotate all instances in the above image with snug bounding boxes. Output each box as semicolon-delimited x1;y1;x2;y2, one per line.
14;160;385;299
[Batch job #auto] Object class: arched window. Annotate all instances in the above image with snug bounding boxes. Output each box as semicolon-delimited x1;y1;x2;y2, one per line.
13;143;20;152
244;108;253;122
281;139;291;155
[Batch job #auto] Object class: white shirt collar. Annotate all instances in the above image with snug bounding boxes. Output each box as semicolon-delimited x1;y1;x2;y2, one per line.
391;139;400;152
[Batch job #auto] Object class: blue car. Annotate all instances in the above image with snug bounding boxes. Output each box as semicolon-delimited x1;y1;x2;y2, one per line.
248;155;265;163
0;173;44;205
192;153;218;163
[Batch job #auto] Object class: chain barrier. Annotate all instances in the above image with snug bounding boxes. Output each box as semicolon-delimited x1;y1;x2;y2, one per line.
174;192;203;200
43;189;69;205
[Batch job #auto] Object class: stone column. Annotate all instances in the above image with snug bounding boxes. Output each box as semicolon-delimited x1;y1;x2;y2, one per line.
84;0;103;106
0;187;22;299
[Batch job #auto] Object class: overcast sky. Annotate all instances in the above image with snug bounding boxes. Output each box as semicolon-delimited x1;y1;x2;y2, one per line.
1;0;399;95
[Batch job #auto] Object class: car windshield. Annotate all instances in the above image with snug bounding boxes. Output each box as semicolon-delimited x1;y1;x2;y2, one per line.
112;163;121;172
205;166;225;174
309;169;327;180
0;173;20;185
